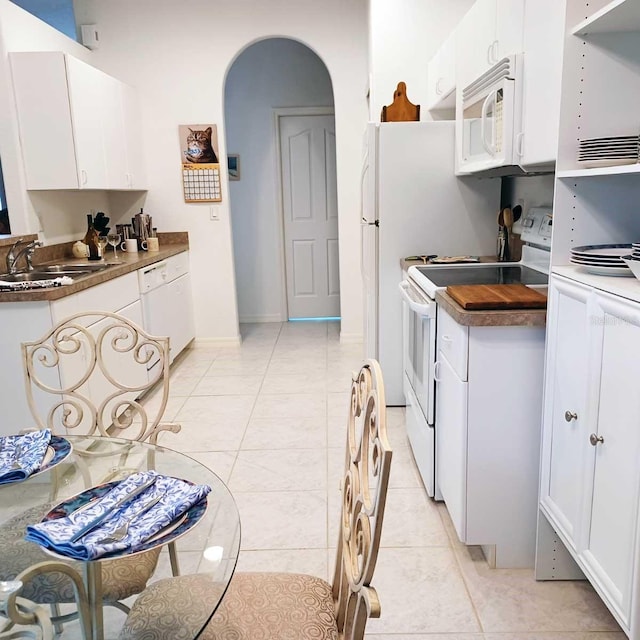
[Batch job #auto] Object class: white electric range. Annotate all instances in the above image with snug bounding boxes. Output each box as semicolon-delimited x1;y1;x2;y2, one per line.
398;207;552;498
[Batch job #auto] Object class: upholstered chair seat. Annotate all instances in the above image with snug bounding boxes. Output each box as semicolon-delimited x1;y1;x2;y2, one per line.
118;360;392;640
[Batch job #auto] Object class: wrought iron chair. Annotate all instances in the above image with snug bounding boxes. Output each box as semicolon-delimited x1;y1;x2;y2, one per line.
118;359;392;640
0;311;182;639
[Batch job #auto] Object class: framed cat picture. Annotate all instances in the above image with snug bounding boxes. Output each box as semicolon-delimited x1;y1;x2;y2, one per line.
179;123;222;202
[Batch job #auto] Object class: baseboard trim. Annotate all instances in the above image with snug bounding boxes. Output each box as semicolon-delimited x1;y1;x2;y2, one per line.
238;314;284;323
191;336;241;347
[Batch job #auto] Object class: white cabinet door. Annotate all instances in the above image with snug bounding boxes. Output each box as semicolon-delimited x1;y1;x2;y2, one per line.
9;52;78;190
65;55;109;189
494;0;525;62
436;351;468;542
427;32;456;112
456;0;524;89
583;293;640;626
165;273;195;362
121;83;147;190
539;278;591;549
102;75;129;190
519;0;565;167
456;0;497;89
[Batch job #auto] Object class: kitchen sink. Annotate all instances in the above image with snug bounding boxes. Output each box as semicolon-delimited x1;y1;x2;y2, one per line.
36;263;112;273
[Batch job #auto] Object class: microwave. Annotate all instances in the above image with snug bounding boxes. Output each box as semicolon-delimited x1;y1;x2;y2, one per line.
456;55;523;176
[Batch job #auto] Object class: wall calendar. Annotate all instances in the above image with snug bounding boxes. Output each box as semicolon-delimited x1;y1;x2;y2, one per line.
178;123;222;203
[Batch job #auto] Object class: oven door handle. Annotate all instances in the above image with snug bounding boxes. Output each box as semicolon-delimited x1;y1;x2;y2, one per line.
398;281;436;318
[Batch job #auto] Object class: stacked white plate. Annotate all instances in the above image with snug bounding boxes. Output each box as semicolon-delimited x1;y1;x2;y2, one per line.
570;244;633;276
577;136;639;168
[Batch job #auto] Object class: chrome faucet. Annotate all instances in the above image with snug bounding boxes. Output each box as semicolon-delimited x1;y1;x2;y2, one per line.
6;238;43;274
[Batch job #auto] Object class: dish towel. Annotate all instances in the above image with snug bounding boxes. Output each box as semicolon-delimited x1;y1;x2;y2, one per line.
0;276;73;291
25;470;211;560
0;429;51;485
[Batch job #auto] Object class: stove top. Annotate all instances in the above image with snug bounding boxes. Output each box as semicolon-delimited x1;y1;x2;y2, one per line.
414;264;549;288
408;263;549;299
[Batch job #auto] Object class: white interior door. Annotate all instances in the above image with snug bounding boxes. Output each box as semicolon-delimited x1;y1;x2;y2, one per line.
280;114;340;319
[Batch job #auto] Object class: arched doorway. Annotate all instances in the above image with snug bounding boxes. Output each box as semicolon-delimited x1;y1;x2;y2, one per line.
223;37;338;324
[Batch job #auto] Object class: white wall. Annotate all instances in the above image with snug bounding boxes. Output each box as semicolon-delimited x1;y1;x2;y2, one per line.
224;38;334;324
73;0;369;343
368;0;474;121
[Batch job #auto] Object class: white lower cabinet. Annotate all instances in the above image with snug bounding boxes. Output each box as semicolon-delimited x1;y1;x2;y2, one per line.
539;275;640;634
436;305;546;568
0;253;193;438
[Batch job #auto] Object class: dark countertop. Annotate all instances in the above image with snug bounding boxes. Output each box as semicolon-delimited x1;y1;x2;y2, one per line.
435;290;547;327
0;233;189;303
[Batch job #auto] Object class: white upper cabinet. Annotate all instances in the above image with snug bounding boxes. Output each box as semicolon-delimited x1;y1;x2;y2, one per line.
519;0;566;168
426;31;457;113
10;51;146;191
456;0;525;89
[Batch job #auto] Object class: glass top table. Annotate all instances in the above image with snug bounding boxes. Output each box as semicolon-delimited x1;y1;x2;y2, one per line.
0;435;241;640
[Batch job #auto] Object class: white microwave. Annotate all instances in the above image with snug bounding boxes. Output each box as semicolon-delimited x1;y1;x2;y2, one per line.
457;55;523;175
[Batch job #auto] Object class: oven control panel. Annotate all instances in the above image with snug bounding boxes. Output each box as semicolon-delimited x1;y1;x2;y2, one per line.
514;207;552;249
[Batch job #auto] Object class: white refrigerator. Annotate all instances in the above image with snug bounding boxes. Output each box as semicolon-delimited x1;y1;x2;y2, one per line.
361;121;500;405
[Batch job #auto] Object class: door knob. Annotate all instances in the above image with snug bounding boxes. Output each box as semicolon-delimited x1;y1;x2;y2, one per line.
589;433;604;446
564;411;578;422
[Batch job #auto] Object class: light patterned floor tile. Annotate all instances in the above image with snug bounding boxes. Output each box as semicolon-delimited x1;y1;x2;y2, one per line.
235;548;328;577
366;547;482;634
234;490;327;550
252;392;326;418
241;415;327;450
191;374;263;396
229;448;327;492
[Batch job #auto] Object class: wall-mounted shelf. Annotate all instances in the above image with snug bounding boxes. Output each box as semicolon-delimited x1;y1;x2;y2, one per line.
557;163;640;178
572;0;640;35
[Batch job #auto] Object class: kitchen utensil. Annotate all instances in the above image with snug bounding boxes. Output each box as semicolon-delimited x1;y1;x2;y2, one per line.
95;491;166;544
69;476;157;543
446;284;547;310
503;207;514;231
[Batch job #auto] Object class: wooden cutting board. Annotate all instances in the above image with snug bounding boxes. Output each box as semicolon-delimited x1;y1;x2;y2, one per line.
446;284;547;310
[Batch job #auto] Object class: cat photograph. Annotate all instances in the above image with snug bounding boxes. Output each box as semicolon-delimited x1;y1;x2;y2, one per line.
180;124;219;164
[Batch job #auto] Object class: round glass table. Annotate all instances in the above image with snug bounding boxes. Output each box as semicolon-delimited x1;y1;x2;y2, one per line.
0;435;241;640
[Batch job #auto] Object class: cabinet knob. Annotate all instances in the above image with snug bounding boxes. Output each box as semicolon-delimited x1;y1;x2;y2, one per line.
564;411;578;422
589;433;604;446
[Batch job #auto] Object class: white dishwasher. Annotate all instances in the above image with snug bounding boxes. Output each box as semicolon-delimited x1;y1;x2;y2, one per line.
138;253;195;367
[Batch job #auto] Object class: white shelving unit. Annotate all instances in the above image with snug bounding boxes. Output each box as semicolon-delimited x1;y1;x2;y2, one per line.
537;2;640;637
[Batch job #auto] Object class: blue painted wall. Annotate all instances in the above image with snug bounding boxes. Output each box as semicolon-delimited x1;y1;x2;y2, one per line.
10;0;77;41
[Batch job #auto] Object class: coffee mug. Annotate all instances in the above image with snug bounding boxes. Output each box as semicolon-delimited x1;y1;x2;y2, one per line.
147;237;160;252
120;238;139;253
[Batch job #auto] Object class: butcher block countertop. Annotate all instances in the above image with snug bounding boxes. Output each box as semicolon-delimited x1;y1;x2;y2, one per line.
435;289;548;327
0;232;189;303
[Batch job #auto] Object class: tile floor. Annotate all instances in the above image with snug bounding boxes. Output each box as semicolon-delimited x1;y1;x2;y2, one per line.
76;321;625;638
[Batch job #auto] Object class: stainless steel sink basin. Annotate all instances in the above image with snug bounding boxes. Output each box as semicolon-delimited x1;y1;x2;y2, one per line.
37;263;111;273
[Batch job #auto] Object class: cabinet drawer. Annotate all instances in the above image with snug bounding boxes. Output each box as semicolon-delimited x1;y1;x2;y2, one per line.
51;272;139;325
437;307;468;381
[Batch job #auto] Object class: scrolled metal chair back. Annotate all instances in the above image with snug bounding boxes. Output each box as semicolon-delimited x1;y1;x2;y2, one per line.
21;311;172;443
332;359;392;640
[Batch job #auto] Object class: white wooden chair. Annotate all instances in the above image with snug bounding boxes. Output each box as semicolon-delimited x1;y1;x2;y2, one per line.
118;359;392;640
0;311;182;639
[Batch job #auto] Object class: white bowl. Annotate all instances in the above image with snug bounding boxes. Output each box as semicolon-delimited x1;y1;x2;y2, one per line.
621;255;640;279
